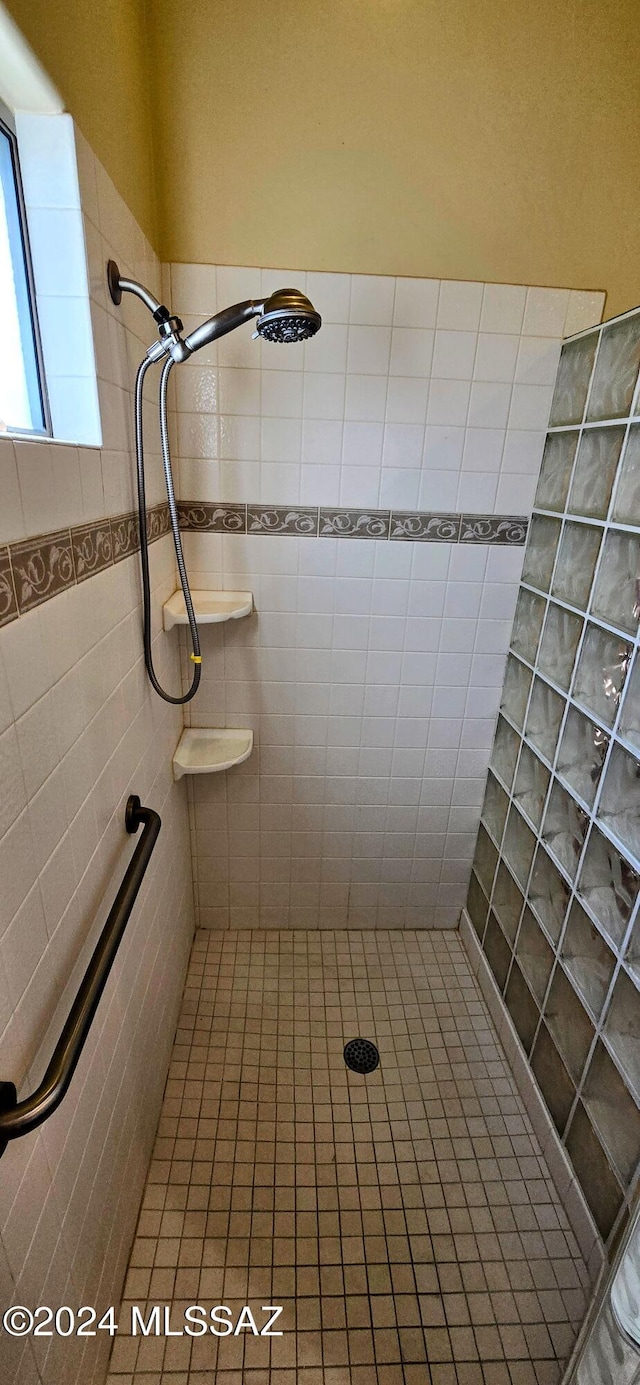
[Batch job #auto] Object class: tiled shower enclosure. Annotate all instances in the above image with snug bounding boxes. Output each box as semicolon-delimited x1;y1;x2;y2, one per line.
466;307;640;1251
163;267;605;932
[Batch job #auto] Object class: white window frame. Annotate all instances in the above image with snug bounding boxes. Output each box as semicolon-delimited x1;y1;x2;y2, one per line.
0;95;51;436
0;3;102;448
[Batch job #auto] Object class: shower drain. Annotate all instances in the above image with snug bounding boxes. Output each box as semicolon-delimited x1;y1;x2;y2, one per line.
343;1038;380;1074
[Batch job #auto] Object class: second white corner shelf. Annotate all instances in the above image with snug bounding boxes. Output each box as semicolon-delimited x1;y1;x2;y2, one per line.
163;589;253;630
173;728;254;780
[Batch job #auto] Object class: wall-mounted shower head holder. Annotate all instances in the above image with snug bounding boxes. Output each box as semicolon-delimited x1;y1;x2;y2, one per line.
107;259;169;320
107;260;322;366
146;314;188;364
107;259;189;362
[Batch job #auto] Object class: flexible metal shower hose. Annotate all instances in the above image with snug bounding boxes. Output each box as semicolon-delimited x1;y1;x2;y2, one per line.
134;356;201;703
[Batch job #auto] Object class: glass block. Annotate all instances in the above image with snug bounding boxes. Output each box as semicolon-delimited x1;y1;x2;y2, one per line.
573;624;632;726
551;522;602;611
521;514;562;593
537;604;583;691
510;588;545;664
492;861;524;943
565;1101;624;1241
549;333;599;427
484;912;512;991
561;899;616;1020
568;426;626;519
467;870;489;939
481;771;509;845
528;845;572;943
556;705;609;808
501;655;532;732
544;964;595;1082
604;970;640;1103
534;431;579;513
612;424;640;525
516;905;554;1003
592;530;640;636
577;826;640;949
474;823;498;897
598;743;640;859
578;1296;639;1385
587;316;640;423
582;1041;640;1185
541;780;588;880
531;1024;575;1134
513;743;550;828
490;714;521;789
502;805;536;888
625;915;640;988
505;961;540;1054
525;677;565;763
619;654;640;754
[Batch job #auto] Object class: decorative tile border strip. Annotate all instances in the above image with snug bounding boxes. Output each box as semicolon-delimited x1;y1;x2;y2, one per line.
178;502;529;547
390;512;461;542
0;503;528;629
146;504;171;544
0;503;170;627
248;505;319;536
111;512;140;565
0;548;18;629
177;501;246;533
320;508;390;539
460;514;529;545
71;521;113;583
11;529;75;614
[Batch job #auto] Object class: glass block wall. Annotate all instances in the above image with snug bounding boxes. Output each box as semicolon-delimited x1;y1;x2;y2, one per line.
466;307;640;1250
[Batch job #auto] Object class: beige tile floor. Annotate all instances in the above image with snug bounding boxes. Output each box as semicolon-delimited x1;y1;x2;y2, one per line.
106;929;591;1385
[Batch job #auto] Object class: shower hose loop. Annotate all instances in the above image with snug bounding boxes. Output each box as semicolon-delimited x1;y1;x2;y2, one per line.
134;356;201;704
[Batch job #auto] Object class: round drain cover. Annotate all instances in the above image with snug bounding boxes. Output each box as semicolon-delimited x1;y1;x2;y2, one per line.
344;1038;380;1074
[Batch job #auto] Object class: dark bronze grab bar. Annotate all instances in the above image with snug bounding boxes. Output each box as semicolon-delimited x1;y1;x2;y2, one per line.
0;795;161;1156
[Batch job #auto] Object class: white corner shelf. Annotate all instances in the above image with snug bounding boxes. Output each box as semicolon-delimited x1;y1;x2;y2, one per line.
172;728;254;779
163;589;253;630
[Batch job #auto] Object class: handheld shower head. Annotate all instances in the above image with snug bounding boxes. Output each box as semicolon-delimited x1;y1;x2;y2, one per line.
106;260;322;360
181;287;322;358
254;288;321;344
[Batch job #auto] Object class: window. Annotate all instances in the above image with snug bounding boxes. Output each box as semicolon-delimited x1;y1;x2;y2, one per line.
0;99;49;434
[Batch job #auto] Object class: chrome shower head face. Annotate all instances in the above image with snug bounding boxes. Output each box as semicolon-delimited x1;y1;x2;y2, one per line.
255;288;321;344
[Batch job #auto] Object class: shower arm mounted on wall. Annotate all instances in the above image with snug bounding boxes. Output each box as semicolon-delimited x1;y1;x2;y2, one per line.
106;260;321;363
106;260;321;705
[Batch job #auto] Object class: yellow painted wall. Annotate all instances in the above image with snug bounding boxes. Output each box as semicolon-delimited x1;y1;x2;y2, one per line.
146;0;640;316
5;1;640;314
4;0;157;247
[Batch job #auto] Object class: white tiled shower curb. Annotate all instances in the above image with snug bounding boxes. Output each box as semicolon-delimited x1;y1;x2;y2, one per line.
459;907;606;1286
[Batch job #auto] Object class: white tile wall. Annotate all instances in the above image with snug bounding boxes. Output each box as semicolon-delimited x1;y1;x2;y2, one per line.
168;263;605;515
0;130;194;1385
167;263;604;931
180;530;527;929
